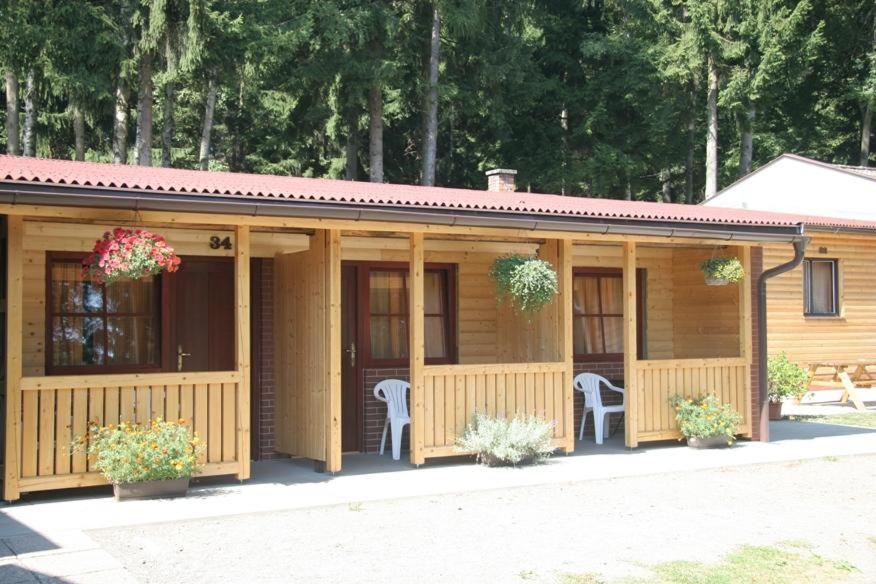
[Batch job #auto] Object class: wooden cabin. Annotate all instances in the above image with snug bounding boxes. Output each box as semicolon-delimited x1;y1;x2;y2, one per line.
705;154;876;376
0;157;807;501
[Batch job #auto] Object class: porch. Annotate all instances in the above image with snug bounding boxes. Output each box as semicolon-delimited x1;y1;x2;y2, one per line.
3;212;755;499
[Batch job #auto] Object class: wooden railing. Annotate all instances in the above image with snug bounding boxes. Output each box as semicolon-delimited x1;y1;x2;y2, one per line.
631;358;751;442
418;362;572;459
15;371;242;493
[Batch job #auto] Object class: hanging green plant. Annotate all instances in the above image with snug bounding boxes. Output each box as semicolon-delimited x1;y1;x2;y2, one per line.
699;257;744;286
490;254;559;313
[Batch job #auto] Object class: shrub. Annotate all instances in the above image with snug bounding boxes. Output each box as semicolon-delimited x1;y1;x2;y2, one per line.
490;254;559;313
669;394;742;445
78;418;204;484
455;413;556;466
767;352;809;403
699;257;744;283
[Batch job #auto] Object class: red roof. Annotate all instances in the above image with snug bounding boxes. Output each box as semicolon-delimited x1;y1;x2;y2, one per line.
1;155;874;231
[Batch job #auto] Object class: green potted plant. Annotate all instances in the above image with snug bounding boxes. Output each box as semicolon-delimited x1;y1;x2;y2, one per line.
455;413;556;466
699;257;744;286
767;352;809;420
78;418;205;500
490;254;559;313
669;394;742;448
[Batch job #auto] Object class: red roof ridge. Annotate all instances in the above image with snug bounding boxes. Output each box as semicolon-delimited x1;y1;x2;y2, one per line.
2;155;876;232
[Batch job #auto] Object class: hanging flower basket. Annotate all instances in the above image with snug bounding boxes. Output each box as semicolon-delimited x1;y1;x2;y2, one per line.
699;257;744;286
83;227;181;285
489;254;559;313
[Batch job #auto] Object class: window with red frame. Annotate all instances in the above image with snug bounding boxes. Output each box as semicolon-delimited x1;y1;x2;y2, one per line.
573;269;644;361
365;266;455;365
47;255;161;373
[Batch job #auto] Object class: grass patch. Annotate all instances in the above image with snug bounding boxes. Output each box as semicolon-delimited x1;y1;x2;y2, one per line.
792;412;876;429
561;542;856;584
868;536;876;547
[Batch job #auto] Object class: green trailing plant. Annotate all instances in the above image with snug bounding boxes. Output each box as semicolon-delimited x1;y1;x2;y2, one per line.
767;352;809;403
455;412;556;466
76;418;204;484
699;257;745;284
490;254;559;313
669;394;742;445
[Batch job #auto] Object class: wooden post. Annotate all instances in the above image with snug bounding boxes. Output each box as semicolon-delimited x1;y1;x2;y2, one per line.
4;216;22;500
234;224;251;480
557;239;574;453
739;246;753;436
325;229;342;472
622;241;638;448
409;232;426;465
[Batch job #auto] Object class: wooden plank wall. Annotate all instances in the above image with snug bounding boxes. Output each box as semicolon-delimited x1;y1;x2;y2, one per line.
14;371;241;493
633;359;751;441
273;230;331;462
420;362;568;457
671;247;742;358
764;233;876;364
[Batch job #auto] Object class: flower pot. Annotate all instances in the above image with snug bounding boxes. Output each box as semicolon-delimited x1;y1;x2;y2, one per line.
113;477;190;501
686;435;731;449
704;276;730;286
769;401;783;420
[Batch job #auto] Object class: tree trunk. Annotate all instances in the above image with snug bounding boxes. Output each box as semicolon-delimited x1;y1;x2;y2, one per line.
704;53;718;201
368;84;384;183
739;103;755;176
5;71;19;155
113;82;130;164
345;118;359;180
161;81;174;167
421;5;440;186
198;74;218;171
22;70;35;156
136;52;154;166
860;103;872;167
685;85;696;204
72;103;85;161
660;168;672;203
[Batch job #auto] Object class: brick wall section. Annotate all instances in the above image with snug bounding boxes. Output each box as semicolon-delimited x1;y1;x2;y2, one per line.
256;259;283;459
572;362;625;439
750;247;764;441
363;369;410;454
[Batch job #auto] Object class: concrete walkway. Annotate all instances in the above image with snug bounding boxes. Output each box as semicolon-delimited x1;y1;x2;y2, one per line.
0;419;874;583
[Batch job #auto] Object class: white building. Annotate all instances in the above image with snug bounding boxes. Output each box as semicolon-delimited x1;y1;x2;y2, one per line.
704;153;876;220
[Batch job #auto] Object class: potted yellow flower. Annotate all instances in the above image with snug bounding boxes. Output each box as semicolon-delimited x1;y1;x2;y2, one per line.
669;394;742;448
79;418;204;500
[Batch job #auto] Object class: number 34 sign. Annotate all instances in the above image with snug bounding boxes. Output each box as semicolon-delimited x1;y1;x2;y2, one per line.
209;235;233;250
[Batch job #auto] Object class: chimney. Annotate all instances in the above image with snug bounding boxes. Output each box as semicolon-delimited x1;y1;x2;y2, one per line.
486;168;517;192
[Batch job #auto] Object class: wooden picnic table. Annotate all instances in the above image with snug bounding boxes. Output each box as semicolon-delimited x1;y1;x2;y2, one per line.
805;360;876;409
806;360;876;387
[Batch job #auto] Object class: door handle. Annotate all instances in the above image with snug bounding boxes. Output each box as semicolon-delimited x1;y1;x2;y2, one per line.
177;345;192;372
345;342;357;368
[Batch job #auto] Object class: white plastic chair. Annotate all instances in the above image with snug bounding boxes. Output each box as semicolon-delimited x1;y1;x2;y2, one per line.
374;379;411;461
573;373;625;444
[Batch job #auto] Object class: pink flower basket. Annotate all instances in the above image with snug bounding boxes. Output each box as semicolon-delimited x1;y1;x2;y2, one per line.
83;228;181;284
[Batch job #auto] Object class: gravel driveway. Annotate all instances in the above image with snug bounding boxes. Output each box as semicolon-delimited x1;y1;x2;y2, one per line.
89;455;876;583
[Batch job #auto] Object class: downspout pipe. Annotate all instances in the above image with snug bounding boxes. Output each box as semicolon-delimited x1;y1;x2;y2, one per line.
756;224;807;442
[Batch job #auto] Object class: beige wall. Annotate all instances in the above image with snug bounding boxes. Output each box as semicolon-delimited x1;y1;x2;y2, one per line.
764;232;876;365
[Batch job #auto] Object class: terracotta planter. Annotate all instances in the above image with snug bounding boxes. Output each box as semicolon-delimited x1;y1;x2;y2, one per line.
686;435;731;449
113;478;190;501
769;401;783;420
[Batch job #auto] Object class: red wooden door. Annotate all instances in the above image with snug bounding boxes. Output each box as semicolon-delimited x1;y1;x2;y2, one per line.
341;265;361;451
167;258;235;372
